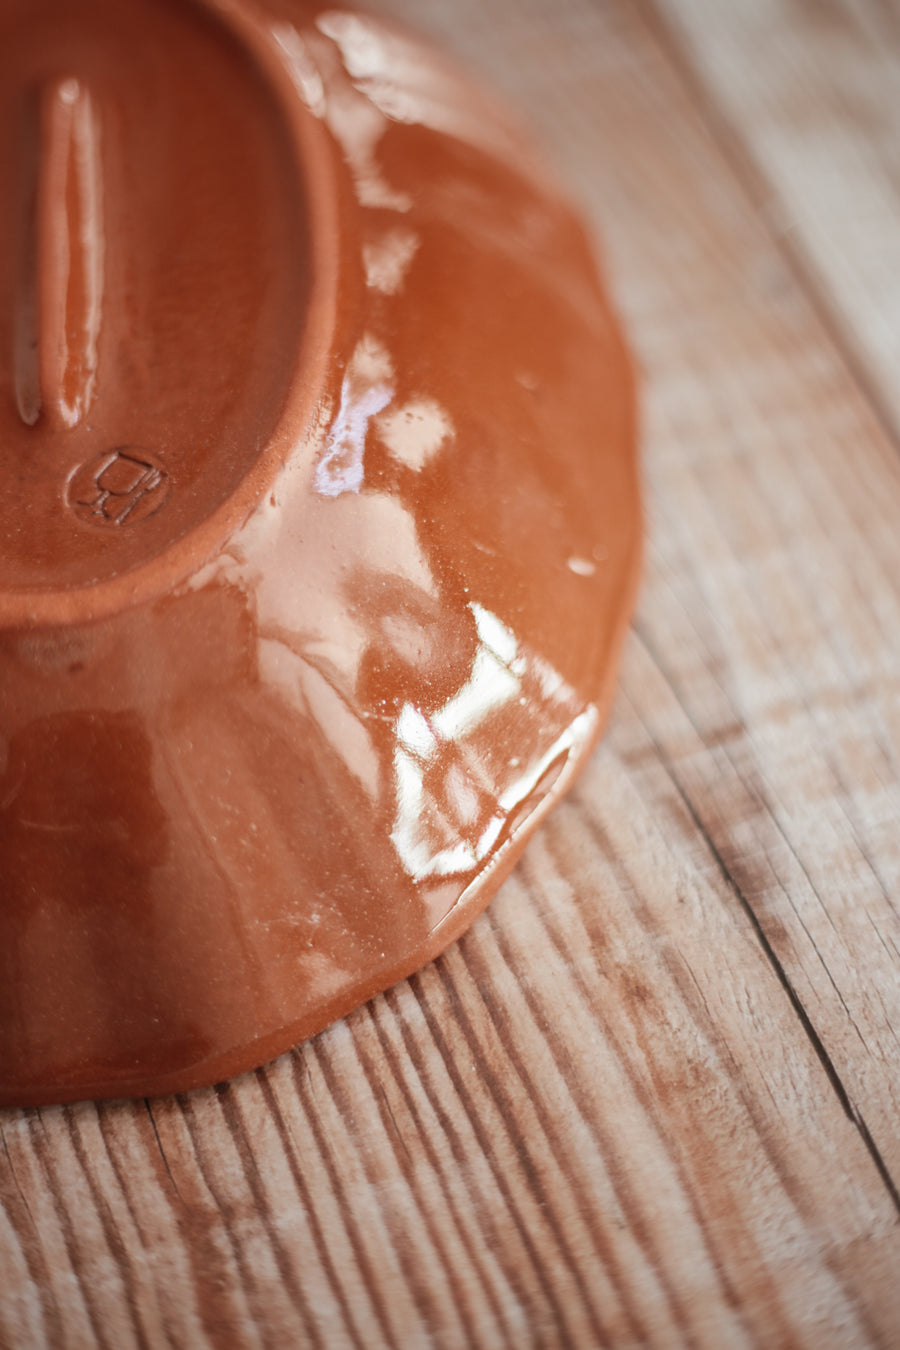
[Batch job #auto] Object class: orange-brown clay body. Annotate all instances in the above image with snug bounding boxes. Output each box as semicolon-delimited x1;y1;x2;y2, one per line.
0;0;640;1106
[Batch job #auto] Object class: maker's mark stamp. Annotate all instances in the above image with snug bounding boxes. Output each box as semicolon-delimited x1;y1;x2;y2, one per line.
68;449;170;526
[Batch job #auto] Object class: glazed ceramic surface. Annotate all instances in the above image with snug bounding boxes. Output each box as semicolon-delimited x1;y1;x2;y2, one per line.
0;0;640;1106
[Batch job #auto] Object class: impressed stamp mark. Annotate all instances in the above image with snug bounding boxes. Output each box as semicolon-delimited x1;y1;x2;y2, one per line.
68;449;170;526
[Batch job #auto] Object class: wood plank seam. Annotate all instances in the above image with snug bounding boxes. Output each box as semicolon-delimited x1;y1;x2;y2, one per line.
629;0;900;459
143;1103;181;1202
632;621;900;1219
592;0;900;1213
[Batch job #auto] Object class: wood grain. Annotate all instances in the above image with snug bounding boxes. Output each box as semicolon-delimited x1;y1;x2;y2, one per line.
652;0;900;440
3;0;900;1345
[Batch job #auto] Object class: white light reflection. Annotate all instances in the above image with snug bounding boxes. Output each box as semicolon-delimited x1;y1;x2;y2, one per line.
363;227;420;295
391;603;590;881
316;11;532;166
315;334;394;497
269;20;411;211
376;396;452;471
270;23;326;115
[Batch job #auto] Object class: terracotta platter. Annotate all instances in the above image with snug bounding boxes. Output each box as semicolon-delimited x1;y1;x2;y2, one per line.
0;0;640;1106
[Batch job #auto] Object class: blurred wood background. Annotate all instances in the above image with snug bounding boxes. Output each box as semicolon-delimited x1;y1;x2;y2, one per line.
4;0;900;1345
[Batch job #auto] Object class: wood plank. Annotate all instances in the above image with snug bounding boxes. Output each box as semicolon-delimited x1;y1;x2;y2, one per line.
379;0;900;1175
3;0;900;1345
649;0;900;438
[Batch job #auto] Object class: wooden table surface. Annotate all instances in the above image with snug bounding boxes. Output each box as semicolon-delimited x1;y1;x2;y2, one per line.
4;0;900;1345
